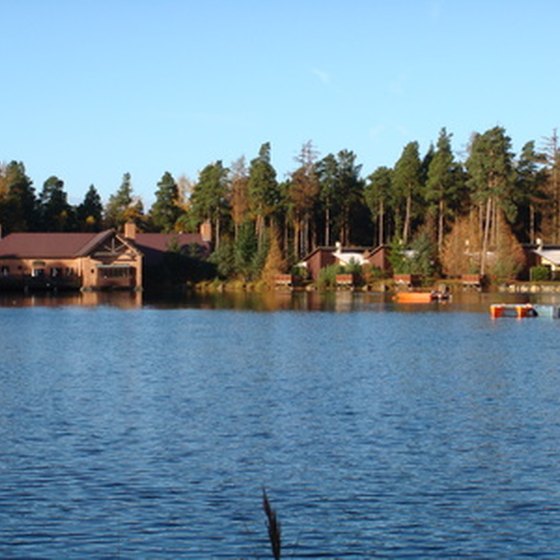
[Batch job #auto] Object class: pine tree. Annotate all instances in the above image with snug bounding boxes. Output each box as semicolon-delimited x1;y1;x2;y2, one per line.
393;141;421;244
150;171;181;232
190;161;229;248
248;142;279;247
105;173;143;230
0;161;38;233
77;185;104;232
514;141;547;243
316;153;338;246
39;175;75;231
426;128;463;253
466;127;515;275
365;166;392;246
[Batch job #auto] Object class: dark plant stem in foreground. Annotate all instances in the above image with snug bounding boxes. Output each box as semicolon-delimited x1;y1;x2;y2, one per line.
263;489;281;560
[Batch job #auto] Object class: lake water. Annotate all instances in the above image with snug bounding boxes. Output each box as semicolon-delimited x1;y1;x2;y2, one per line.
1;292;560;558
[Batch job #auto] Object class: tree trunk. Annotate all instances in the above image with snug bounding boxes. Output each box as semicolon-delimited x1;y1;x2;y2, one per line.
378;199;384;246
325;207;330;246
256;214;265;249
215;214;221;250
403;193;412;244
529;204;535;244
480;197;492;276
438;198;444;253
293;219;301;261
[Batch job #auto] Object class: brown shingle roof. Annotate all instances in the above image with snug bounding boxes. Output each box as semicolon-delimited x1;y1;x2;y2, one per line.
0;230;208;264
0;232;104;258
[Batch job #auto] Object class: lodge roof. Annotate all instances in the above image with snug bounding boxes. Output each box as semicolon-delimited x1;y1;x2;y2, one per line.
0;231;108;258
0;230;210;264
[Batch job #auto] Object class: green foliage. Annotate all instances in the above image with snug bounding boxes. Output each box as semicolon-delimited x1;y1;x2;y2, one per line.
364;166;392;216
248;143;280;220
409;231;439;276
388;233;438;276
317;264;340;289
150;171;181;232
191;161;229;224
77;185;103;231
530;265;551;282
105;172;143;229
0;161;38;233
387;238;410;274
364;166;392;245
234;221;259;280
209;240;236;279
291;265;309;280
393;141;422;243
466;126;516;218
39;175;75;231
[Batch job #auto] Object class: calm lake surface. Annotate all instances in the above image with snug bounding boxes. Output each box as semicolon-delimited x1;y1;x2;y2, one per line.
1;291;560;558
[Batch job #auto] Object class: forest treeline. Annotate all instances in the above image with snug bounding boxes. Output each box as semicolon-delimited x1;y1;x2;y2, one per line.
1;126;559;281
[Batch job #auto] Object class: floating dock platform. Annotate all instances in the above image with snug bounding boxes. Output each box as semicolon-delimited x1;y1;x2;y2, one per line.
490;303;537;319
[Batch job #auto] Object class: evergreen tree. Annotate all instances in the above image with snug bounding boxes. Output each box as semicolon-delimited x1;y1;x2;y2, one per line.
364;166;392;246
229;156;250;240
150;171;181;232
426;128;464;252
393;141;422;244
0;161;38;233
333;149;363;245
541;130;560;242
105;173;143;229
77;185;104;231
39;175;75;231
190;161;229;248
234;220;259;280
248;142;279;247
316;153;338;246
514;141;547;243
466;126;515;275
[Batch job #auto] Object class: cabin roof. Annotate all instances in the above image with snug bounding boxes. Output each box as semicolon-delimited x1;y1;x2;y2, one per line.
302;245;373;261
534;248;560;266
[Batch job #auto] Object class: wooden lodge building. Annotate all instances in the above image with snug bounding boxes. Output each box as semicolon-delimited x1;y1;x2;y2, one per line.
0;222;211;292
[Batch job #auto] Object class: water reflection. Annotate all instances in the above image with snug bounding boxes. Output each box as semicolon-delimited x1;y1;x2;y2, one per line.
0;290;143;308
0;288;559;313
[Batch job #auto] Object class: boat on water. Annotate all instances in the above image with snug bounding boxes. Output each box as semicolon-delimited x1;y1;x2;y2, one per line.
394;291;451;304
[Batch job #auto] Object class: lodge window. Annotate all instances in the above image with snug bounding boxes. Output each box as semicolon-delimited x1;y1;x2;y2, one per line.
101;267;130;278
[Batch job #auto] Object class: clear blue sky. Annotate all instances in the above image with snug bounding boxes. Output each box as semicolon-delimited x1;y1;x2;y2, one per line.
1;0;558;207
